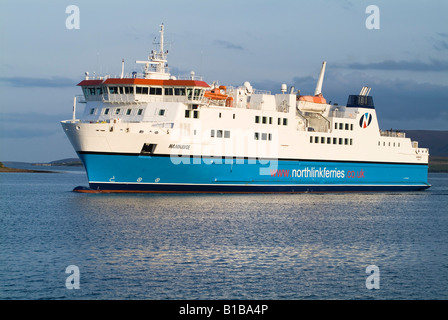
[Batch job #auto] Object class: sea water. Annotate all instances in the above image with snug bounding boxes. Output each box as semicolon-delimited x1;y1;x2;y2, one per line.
0;167;447;300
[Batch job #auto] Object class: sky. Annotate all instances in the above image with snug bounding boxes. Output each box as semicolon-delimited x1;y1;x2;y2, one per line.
0;0;447;162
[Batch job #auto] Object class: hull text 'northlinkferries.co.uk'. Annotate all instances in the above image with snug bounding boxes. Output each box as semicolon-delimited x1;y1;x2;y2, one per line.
61;24;430;193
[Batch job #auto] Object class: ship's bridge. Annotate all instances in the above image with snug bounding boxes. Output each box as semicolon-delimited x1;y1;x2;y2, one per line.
78;78;210;104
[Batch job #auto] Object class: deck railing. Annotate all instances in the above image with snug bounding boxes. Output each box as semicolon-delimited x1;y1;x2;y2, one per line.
380;130;406;138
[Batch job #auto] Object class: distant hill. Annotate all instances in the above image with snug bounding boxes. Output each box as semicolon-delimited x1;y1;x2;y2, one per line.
33;158;83;167
402;130;448;157
0;161;56;173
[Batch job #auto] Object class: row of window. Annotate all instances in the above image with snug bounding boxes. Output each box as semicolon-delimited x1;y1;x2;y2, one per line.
90;107;144;116
209;130;273;141
211;129;231;139
334;122;354;131
378;141;401;147
310;136;353;146
83;86;204;100
255;132;273;141
255;116;288;126
185;110;200;119
218;112;236;119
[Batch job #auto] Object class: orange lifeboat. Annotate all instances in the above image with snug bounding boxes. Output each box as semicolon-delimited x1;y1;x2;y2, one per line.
298;94;327;104
204;88;227;100
204;86;234;107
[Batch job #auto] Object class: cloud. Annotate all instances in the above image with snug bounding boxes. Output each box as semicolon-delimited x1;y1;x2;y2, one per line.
0;112;66;123
336;59;448;72
434;41;448;51
0;112;66;138
319;71;448;129
0;76;76;87
213;40;244;50
0;126;56;139
250;70;448;130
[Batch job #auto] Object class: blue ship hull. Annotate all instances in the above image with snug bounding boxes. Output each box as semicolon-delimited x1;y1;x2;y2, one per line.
76;152;430;193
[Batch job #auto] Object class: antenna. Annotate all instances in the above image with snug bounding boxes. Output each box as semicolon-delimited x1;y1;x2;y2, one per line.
160;23;164;55
314;61;326;96
136;23;171;79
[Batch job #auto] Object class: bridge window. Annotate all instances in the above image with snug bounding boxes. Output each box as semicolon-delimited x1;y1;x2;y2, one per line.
193;88;202;100
108;86;118;94
123;86;133;94
175;88;186;96
165;88;174;95
187;88;193;100
150;87;162;95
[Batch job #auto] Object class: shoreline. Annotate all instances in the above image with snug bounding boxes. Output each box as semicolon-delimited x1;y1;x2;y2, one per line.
0;167;57;173
0;162;57;173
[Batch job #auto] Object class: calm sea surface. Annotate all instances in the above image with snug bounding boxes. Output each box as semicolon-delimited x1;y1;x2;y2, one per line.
1;165;447;300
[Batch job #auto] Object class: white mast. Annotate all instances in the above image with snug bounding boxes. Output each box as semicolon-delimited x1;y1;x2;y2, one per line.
314;61;326;96
159;23;164;57
136;23;170;79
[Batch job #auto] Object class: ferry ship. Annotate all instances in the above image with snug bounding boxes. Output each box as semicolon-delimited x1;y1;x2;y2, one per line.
61;24;430;193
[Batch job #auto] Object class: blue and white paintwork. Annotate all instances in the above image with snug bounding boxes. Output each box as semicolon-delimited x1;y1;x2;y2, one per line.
75;152;429;193
61;24;430;193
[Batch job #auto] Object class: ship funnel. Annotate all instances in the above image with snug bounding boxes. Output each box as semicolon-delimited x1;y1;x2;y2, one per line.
314;61;326;96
